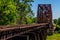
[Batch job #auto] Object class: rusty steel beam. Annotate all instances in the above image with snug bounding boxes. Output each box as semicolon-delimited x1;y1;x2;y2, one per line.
0;23;48;32
0;23;49;40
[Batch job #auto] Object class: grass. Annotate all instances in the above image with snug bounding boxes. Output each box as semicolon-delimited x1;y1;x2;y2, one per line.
47;33;60;40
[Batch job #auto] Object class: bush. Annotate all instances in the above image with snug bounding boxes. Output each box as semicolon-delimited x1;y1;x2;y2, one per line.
54;26;60;33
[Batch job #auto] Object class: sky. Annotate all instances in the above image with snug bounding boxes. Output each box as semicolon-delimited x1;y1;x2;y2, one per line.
31;0;60;19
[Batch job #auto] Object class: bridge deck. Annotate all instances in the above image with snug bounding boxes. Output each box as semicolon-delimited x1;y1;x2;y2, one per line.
0;23;48;32
0;23;49;40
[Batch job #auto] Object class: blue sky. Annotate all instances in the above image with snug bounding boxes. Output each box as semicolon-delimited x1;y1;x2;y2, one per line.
31;0;60;19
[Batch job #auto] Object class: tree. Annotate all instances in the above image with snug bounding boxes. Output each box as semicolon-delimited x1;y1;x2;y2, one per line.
26;16;33;24
57;18;60;26
53;19;57;24
13;0;34;24
0;0;34;25
32;17;36;23
53;18;60;33
0;0;19;25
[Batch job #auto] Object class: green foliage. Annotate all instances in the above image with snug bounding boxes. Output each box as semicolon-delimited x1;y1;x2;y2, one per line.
25;17;36;24
13;0;34;24
53;18;60;33
0;0;19;25
53;18;60;26
57;18;60;26
32;17;36;23
53;19;57;24
26;16;33;24
0;0;34;25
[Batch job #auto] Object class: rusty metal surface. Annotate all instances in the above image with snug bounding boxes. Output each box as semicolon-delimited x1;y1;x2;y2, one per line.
0;23;49;40
37;4;52;24
0;23;48;32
